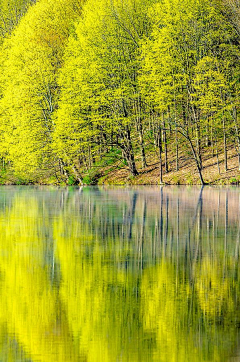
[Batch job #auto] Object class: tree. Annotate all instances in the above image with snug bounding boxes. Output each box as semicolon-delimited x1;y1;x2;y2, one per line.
54;0;154;179
0;0;36;42
140;0;240;184
0;0;83;181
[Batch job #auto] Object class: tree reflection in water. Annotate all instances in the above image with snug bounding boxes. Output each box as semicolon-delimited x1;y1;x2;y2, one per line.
0;186;239;361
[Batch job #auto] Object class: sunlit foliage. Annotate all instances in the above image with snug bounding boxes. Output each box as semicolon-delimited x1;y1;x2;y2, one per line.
0;0;83;181
0;0;239;183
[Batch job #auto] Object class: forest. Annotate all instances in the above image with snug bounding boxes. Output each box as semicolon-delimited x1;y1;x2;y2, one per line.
0;0;239;185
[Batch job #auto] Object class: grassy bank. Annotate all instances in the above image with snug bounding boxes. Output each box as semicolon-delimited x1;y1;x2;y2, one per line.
1;144;240;187
2;145;239;186
96;146;240;186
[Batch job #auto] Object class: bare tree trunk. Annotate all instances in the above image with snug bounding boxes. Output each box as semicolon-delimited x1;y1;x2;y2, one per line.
135;98;147;169
232;107;240;170
163;119;168;173
211;119;214;158
138;122;147;168
72;165;83;186
223;115;228;172
175;126;179;171
196;122;202;170
59;158;70;182
188;137;205;185
205;116;210;146
158;126;163;184
123;147;138;176
215;137;221;174
121;127;138;176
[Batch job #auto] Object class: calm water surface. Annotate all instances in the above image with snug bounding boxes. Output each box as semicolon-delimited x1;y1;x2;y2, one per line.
0;186;240;361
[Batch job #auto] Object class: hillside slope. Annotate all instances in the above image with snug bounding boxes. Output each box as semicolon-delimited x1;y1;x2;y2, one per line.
97;146;240;185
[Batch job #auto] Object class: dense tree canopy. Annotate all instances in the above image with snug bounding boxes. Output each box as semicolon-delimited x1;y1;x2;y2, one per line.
0;0;83;181
0;0;36;41
0;0;239;184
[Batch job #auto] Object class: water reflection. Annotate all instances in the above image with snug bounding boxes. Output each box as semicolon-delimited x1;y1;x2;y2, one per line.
0;186;240;361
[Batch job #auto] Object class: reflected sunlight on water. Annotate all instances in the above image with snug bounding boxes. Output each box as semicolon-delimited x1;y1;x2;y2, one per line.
0;186;240;361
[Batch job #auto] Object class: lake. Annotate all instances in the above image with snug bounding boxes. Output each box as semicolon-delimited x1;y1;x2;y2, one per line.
0;185;240;361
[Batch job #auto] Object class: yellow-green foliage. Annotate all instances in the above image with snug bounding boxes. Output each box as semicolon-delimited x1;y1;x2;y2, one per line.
0;0;83;179
54;216;143;361
195;256;235;319
0;189;239;361
0;0;35;41
53;0;150;173
141;259;238;362
0;0;239;183
0;196;81;361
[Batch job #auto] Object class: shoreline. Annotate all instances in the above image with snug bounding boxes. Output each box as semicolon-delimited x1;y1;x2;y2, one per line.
1;147;240;187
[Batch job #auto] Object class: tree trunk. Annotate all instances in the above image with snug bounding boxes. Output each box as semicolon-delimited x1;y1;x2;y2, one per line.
158;129;163;184
72;165;83;186
122;127;138;176
223;115;228;172
163;119;168;173
139;123;147;168
196;122;202;170
59;159;70;182
233;107;240;170
188;137;205;185
175;126;179;171
135;98;147;169
215;137;221;174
